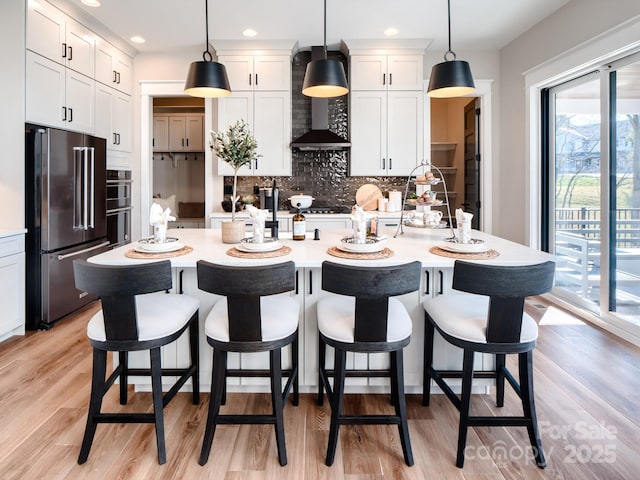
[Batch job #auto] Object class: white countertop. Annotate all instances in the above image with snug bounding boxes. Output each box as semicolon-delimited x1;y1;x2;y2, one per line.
209;210;405;220
90;227;552;268
0;228;27;239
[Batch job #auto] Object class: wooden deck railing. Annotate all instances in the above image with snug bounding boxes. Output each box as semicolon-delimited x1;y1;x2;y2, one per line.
555;207;640;248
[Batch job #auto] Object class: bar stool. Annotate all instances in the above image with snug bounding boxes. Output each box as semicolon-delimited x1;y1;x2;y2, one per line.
196;260;299;466
422;260;555;468
72;259;200;465
317;260;421;466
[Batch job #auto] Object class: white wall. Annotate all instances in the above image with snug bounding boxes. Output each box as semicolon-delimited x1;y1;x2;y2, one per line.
0;2;25;230
498;0;640;243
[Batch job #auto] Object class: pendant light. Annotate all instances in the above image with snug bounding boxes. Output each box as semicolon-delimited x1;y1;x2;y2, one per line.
184;0;231;98
427;0;475;98
302;0;349;98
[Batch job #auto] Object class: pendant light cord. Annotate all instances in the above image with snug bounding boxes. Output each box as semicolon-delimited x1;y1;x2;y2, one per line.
203;0;212;61
444;0;456;61
323;0;328;55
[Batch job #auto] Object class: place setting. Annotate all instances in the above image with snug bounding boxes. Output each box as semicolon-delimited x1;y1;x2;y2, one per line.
125;203;193;258
429;209;500;260
327;206;394;259
226;205;291;258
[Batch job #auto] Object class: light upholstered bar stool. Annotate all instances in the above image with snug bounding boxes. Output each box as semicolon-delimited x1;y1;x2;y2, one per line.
196;260;299;466
316;260;421;466
72;259;200;465
422;260;555;468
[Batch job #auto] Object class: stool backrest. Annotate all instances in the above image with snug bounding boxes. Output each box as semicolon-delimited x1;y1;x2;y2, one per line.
321;261;421;342
196;261;296;342
452;260;556;343
73;259;173;341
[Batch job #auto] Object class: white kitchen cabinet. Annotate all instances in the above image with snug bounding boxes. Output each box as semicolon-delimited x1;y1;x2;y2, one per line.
350;90;423;176
95;37;132;95
217;91;291;176
27;0;95;78
95;83;131;154
350;54;423;91
168;115;204;152
219;55;290;91
26;51;95;134
0;234;25;342
153;116;169;152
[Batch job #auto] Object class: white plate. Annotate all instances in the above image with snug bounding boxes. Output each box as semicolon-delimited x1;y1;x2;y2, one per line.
438;239;489;254
337;237;386;253
135;241;184;253
236;239;282;253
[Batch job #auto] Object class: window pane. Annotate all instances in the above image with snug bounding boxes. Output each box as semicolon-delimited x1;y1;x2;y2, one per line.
611;61;640;323
552;78;601;307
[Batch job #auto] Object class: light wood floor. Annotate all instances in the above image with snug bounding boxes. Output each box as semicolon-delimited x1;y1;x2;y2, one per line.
1;299;640;479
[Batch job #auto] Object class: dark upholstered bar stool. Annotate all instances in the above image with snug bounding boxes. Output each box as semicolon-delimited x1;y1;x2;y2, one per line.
317;260;421;466
196;260;299;467
422;260;555;468
72;259;200;465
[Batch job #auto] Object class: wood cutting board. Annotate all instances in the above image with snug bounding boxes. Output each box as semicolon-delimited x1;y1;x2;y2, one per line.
355;184;383;211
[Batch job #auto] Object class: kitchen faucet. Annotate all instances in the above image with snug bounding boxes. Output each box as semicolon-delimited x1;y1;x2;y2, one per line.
264;179;279;239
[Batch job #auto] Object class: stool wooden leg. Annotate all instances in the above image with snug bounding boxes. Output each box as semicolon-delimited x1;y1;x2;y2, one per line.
199;349;227;466
78;348;107;464
390;349;398;407
150;347;166;464
456;349;474;468
519;351;546;468
271;348;287;466
326;349;346;466
423;316;435;406
119;351;128;405
189;314;200;405
392;350;414;466
496;353;506;408
317;335;326;406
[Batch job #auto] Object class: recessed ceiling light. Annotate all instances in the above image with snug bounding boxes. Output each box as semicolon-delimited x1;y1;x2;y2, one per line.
81;0;101;7
384;27;399;36
130;36;146;44
242;28;258;38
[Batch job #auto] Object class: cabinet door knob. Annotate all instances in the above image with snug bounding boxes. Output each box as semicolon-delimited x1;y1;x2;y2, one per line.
249;74;252;86
255;73;258;86
389;158;392;170
389;73;392;85
113;70;117;83
382;73;386;85
68;45;73;61
62;43;67;59
62;106;67;121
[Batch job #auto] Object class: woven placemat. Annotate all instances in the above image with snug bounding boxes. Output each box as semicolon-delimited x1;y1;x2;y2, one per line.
327;246;394;260
429;246;500;260
226;245;292;258
125;245;193;259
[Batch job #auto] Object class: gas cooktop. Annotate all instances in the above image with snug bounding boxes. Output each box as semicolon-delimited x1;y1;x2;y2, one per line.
289;206;351;214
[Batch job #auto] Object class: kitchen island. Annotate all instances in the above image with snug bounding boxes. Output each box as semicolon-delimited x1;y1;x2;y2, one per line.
89;227;552;394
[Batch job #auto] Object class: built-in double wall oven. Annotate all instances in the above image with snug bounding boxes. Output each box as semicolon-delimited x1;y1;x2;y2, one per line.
106;169;132;248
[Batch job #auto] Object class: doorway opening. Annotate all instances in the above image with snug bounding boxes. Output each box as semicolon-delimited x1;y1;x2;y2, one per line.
151;97;206;228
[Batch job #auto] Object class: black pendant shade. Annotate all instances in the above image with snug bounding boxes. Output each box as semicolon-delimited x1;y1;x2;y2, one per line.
184;59;231;98
302;0;349;98
427;59;475;98
302;58;349;98
184;0;231;98
427;0;475;98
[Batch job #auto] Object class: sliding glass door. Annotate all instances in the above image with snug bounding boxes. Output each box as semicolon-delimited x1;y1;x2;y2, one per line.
547;54;640;327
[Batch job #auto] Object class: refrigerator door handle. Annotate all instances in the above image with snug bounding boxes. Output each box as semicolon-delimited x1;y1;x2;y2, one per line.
89;147;95;229
83;147;89;230
57;241;110;261
73;146;83;230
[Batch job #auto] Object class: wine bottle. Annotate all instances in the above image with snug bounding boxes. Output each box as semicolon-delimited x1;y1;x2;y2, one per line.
292;208;306;241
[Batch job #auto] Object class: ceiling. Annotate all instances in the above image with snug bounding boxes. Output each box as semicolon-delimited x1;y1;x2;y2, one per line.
55;0;571;55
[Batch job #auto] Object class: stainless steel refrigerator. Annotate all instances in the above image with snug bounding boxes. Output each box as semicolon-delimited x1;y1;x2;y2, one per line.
25;125;110;330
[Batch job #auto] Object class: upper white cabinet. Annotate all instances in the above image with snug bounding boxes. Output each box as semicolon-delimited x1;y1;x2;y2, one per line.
95;83;131;154
27;0;95;78
350;90;423;176
344;40;428;176
26;51;95;134
152;115;204;152
220;55;290;91
95;38;133;95
215;41;296;176
350;55;423;91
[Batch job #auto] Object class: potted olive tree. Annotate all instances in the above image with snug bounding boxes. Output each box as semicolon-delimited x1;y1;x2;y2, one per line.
211;120;260;243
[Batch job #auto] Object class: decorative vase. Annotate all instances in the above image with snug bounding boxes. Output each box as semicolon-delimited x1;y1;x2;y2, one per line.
221;219;246;244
